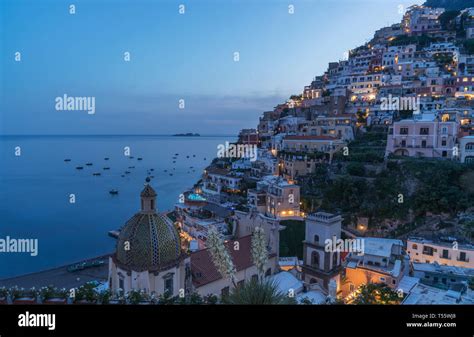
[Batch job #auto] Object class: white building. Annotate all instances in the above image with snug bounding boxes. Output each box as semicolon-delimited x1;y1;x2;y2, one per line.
407;237;474;268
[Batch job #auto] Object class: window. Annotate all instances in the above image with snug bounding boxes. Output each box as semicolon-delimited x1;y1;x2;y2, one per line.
459;252;467;262
442;139;447;147
314;235;320;244
265;268;272;277
442;249;449;259
421;140;426;148
392;279;396;285
119;278;124;291
332;252;338;268
150;199;155;210
311;251;320;268
401;140;406;147
423;246;434;256
164;277;173;295
251;274;258;282
380;277;386;282
420;127;429;135
400;127;409;135
221;287;230;297
412;243;418;249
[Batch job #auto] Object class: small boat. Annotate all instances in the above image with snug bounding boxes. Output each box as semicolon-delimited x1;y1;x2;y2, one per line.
109;189;119;195
150;175;154;178
104;157;109;160
175;153;179;155
125;171;131;174
169;173;173;176
64;159;71;162
76;166;83;170
204;158;207;160
103;167;110;170
173;161;176;163
128;166;135;169
150;168;154;171
86;163;93;166
121;175;125;177
137;157;143;161
186;155;189;158
164;170;168;172
93;172;101;176
129;156;134;159
193;155;196;157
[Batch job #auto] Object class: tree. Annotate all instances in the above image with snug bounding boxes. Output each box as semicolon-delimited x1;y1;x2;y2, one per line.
251;226;268;281
352;283;401;305
207;226;237;287
222;278;296;305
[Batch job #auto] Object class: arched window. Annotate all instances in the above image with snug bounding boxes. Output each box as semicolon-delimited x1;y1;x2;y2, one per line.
311;251;320;268
150;199;155;210
314;235;320;244
310;278;318;284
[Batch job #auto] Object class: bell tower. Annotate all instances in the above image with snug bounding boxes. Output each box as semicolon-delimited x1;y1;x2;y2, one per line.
140;177;157;213
301;212;342;291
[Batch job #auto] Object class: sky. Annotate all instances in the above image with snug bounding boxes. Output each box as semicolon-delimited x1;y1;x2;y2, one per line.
0;0;423;136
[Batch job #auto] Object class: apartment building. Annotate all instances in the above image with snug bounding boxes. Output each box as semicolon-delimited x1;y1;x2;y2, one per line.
407;237;474;268
385;113;458;158
342;238;409;297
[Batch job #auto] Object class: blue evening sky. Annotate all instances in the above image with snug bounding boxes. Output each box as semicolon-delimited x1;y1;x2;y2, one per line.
0;0;423;135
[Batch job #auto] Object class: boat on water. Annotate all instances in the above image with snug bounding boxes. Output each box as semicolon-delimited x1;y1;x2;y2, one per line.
125;171;131;174
103;167;110;170
64;159;71;162
109;189;119;195
169;173;173;176
137;157;143;161
186;155;189;158
86;162;93;166
121;175;125;177
104;157;109;160
67;260;105;273
150;168;154;171
93;172;101;176
129;156;134;159
193;155;196;157
76;166;84;170
128;166;135;169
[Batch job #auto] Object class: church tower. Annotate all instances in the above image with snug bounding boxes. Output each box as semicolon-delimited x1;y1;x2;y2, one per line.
108;179;190;297
301;212;342;292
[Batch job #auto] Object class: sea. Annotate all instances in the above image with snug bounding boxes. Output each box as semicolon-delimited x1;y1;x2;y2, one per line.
0;135;234;279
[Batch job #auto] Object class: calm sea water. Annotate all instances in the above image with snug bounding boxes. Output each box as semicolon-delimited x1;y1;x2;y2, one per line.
0;135;233;279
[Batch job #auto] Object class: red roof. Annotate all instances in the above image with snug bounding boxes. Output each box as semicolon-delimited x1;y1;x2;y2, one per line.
190;235;274;288
284;135;337;141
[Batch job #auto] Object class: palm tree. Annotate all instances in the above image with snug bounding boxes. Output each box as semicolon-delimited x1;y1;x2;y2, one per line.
222;278;296;305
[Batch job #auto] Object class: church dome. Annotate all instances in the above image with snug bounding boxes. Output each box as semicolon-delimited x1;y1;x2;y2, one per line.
115;183;182;272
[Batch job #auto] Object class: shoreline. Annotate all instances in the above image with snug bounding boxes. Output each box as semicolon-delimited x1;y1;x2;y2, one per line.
0;254;111;289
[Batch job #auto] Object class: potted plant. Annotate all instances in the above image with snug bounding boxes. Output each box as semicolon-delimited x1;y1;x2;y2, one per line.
41;286;68;305
0;287;9;304
74;283;98;304
11;287;37;304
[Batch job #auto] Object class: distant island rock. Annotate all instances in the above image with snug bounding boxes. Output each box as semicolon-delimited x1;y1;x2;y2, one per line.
172;133;200;137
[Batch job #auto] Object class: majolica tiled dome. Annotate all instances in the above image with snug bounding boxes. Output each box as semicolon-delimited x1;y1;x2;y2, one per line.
115;183;182;272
